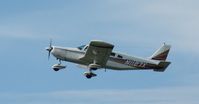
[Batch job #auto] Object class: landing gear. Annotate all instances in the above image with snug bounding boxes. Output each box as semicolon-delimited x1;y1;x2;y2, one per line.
85;73;92;79
53;68;60;71
84;71;97;79
84;67;97;79
52;64;66;71
52;59;66;71
84;61;100;79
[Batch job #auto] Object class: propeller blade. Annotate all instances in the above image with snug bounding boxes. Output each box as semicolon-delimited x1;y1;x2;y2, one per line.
46;39;53;60
50;39;52;48
48;51;50;60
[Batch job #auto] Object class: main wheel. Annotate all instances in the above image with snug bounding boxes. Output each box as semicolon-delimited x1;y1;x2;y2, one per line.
91;68;98;70
53;68;60;71
85;74;92;79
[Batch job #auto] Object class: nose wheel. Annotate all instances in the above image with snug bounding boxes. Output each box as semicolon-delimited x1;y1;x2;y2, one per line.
52;59;66;71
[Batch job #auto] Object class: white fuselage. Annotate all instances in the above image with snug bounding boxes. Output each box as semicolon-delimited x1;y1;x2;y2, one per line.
51;46;160;70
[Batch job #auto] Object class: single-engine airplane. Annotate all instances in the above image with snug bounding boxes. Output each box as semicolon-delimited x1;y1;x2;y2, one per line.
46;40;171;79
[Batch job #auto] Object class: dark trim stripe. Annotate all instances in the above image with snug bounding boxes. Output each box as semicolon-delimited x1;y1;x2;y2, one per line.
152;49;169;60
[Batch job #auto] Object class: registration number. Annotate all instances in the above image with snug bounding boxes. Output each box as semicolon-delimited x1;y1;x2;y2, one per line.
124;59;146;68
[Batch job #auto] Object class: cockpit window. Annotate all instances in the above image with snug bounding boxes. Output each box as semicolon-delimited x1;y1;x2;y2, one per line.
77;45;86;50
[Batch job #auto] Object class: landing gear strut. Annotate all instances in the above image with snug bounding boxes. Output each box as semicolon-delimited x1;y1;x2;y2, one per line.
52;59;66;71
84;60;100;79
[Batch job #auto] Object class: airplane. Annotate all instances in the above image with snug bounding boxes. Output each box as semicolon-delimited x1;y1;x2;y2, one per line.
46;40;171;79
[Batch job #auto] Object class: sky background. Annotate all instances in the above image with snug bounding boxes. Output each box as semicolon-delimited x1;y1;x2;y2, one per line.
0;0;199;104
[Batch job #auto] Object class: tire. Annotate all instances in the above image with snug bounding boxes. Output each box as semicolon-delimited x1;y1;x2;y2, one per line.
53;68;59;71
86;74;92;79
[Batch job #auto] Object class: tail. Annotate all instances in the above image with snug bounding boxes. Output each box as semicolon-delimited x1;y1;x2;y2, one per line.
150;43;171;61
153;61;171;72
150;43;171;72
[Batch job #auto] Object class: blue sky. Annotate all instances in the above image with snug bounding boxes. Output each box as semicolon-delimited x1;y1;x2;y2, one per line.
0;0;199;104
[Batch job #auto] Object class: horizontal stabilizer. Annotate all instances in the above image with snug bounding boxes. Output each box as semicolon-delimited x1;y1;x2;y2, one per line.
153;61;171;72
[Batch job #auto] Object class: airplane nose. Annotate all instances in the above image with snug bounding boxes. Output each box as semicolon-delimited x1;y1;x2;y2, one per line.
46;46;53;60
46;47;53;52
46;39;53;60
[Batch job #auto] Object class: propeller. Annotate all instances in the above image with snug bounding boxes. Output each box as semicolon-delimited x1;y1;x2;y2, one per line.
46;39;53;60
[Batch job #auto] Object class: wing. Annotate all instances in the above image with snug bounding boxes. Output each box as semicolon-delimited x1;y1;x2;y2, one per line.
79;40;114;68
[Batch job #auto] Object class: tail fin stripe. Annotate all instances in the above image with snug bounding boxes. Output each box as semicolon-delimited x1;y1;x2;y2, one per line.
152;49;169;60
150;44;171;61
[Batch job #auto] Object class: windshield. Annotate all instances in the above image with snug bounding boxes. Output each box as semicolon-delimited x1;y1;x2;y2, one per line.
77;45;86;50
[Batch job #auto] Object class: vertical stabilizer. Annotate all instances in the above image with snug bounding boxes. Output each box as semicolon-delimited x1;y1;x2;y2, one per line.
150;43;171;61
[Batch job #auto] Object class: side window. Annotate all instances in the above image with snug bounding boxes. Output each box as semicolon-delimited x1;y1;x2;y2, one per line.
117;55;123;59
